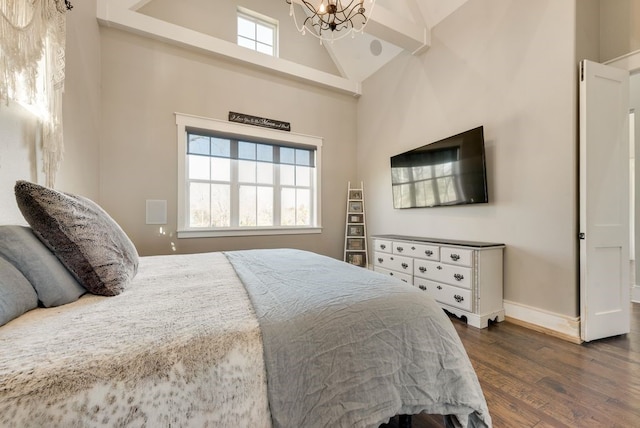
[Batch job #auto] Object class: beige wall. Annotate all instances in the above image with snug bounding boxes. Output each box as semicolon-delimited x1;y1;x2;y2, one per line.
99;27;358;258
600;0;640;62
358;0;579;317
0;103;39;224
57;0;101;197
576;0;600;63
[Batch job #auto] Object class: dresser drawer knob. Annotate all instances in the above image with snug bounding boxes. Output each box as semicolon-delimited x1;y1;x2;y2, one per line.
437;285;443;290
437;266;442;270
396;246;404;252
380;244;386;250
450;254;461;261
454;294;464;303
418;285;426;291
378;258;383;263
411;246;416;250
425;250;433;256
453;273;464;281
401;263;409;269
419;266;427;273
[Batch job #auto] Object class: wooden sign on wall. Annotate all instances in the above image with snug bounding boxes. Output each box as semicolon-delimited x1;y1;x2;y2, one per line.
228;112;291;132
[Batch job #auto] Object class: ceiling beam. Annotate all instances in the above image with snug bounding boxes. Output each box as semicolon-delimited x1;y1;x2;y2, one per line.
404;0;428;26
366;3;430;55
96;0;361;96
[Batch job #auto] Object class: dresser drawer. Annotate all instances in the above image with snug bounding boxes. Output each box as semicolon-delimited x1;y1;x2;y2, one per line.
441;247;473;267
412;277;440;297
414;278;471;311
374;252;413;275
414;259;472;289
438;282;472;311
413;259;440;279
373;239;393;254
393;241;440;261
374;266;412;284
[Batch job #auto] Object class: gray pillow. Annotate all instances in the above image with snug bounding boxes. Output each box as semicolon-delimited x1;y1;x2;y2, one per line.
0;225;86;307
0;257;38;326
14;181;139;296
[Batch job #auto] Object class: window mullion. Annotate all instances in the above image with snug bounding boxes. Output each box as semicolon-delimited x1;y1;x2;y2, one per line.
230;142;239;227
253;162;259;226
274;163;281;226
293;165;298;225
308;168;315;225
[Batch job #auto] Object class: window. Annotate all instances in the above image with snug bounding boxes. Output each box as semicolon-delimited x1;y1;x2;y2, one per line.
176;113;322;238
237;8;277;56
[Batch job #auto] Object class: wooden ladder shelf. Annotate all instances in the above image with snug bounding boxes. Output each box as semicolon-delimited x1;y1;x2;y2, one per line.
344;181;368;267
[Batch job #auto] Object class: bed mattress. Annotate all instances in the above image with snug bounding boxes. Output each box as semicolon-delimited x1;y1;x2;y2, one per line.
0;252;271;427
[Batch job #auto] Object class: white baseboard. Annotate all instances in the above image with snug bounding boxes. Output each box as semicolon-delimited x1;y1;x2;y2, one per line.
633;285;640;303
503;300;581;343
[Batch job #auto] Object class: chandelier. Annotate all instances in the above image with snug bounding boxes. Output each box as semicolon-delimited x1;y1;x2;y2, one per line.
286;0;376;42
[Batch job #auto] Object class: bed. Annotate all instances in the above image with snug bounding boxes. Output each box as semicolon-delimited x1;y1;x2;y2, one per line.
0;181;491;427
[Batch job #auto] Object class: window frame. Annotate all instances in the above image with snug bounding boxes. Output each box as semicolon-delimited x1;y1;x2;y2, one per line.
237;7;279;57
176;113;322;238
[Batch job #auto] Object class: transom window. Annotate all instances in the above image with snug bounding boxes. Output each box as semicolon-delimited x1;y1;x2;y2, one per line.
237;9;277;56
176;113;322;238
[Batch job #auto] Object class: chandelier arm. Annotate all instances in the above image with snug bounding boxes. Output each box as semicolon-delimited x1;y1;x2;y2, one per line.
285;0;375;42
341;6;366;22
337;1;367;22
298;0;323;17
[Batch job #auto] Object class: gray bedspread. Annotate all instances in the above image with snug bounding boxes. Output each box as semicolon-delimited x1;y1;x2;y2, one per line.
225;249;491;428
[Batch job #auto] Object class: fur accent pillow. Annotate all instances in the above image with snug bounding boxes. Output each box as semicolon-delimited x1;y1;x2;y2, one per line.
14;181;139;296
0;257;38;326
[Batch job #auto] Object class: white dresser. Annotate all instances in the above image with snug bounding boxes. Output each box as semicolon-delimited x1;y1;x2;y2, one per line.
372;235;505;328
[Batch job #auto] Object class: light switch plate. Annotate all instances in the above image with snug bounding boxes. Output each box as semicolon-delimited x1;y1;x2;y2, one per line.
146;199;167;225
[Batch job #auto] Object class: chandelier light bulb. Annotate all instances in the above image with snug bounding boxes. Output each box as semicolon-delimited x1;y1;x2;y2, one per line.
286;0;376;42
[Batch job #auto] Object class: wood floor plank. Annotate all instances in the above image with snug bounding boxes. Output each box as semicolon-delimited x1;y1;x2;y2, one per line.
476;381;551;428
534;345;640;400
380;303;640;427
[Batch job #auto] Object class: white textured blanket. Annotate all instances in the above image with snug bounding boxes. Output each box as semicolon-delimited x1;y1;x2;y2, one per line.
0;252;271;427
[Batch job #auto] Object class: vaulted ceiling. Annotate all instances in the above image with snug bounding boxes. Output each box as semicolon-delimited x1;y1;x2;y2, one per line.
97;0;471;96
327;0;470;82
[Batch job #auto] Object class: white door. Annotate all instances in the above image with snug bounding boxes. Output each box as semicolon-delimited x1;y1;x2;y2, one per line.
579;59;630;342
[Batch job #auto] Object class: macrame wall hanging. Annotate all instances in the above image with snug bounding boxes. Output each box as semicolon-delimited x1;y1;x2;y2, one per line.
0;0;72;188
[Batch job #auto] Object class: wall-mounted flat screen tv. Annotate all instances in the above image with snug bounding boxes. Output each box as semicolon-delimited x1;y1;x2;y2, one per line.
390;126;488;209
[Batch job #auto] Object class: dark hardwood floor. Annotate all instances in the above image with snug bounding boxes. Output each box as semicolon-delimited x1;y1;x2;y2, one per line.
382;303;640;428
